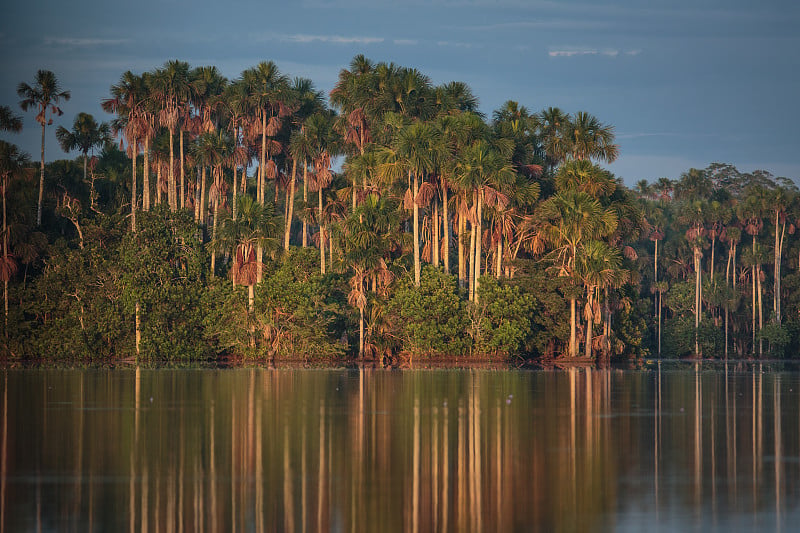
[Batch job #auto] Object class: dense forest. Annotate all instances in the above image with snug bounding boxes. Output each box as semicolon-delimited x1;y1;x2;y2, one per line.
0;57;797;363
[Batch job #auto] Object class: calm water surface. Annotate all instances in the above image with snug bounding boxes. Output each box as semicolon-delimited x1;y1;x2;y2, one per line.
2;363;800;532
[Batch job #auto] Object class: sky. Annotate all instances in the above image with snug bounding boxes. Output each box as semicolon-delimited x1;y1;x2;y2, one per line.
1;0;799;186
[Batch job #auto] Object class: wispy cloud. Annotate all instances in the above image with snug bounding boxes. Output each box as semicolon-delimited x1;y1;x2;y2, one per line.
548;46;640;58
44;37;130;47
437;40;478;49
393;39;419;46
279;33;383;45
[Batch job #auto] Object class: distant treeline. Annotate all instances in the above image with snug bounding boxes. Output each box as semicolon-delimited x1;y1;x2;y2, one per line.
0;57;796;363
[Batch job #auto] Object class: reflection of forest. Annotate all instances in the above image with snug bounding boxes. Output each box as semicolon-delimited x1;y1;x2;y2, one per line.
1;365;798;531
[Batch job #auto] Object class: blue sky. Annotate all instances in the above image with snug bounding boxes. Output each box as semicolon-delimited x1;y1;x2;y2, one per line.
2;0;799;185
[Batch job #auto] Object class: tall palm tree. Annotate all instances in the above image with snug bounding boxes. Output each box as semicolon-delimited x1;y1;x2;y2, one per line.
575;240;623;360
102;71;148;229
539;190;617;357
55;112;111;183
151;61;192;210
0;141;28;337
17;70;71;226
454;140;514;302
536;107;569;171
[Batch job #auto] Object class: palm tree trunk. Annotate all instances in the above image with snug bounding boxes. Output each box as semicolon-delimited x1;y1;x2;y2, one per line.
495;234;502;279
443;186;450;274
774;212;783;324
585;289;594;360
169;131;175;211
359;305;364;359
285;159;296;250
180;129;185;209
694;246;701;356
201;167;208;226
302;163;308;248
433;201;439;268
458;211;466;288
757;263;763;356
37;122;45;226
570;297;577;357
259;113;267;204
413;173;420;287
468;214;476;302
232;164;238;222
211;171;220;277
319;187;325;275
83;154;88;187
143;137;150;211
131;135;137;232
474;189;483;304
3;176;7;338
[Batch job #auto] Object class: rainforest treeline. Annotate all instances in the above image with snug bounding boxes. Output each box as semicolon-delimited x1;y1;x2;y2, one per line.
1;57;797;363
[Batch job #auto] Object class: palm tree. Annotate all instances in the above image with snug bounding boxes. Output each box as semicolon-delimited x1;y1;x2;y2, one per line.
342;193;399;357
0;141;29;337
102;71;147;229
55;113;111;183
0;106;23;133
575;240;623;360
151;61;193;210
213;194;280;314
17;70;71;226
536;107;569;170
454;140;515;302
539;190;617;357
566;111;619;163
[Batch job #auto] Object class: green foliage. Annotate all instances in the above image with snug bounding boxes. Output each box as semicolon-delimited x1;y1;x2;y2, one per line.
120;205;211;361
662;314;723;358
472;276;535;357
391;267;471;357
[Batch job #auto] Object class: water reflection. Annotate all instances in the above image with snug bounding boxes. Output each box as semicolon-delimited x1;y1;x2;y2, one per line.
2;365;800;531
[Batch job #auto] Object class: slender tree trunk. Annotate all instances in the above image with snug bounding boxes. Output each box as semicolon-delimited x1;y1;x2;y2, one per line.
774;212;783;324
285;158;296;250
468;213;476;302
757;263;763;356
201;167;208;226
458;211;466;289
143;137;150;211
694;246;701;356
302;163;308;248
37;122;45;226
319;187;325;275
131;135;137;232
710;237;715;282
83;154;88;187
180;129;185;209
232;163;238;221
157;165;162;206
585;288;594;360
211;170;220;277
3;177;7;338
495;233;502;278
570;297;577;358
433;200;439;268
443;186;450;274
259;113;267;204
474;189;483;304
413;173;420;287
169;130;175;211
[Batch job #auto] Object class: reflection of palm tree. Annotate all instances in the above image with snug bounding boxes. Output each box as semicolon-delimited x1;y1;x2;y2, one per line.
56;112;111;184
17;69;71;226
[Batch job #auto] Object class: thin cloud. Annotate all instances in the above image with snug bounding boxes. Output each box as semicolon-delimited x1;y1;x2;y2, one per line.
44;37;130;47
280;33;383;45
393;39;419;46
548;46;640;58
437;40;478;49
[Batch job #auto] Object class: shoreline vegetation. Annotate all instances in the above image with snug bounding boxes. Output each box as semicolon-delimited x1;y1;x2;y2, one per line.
1;57;799;365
